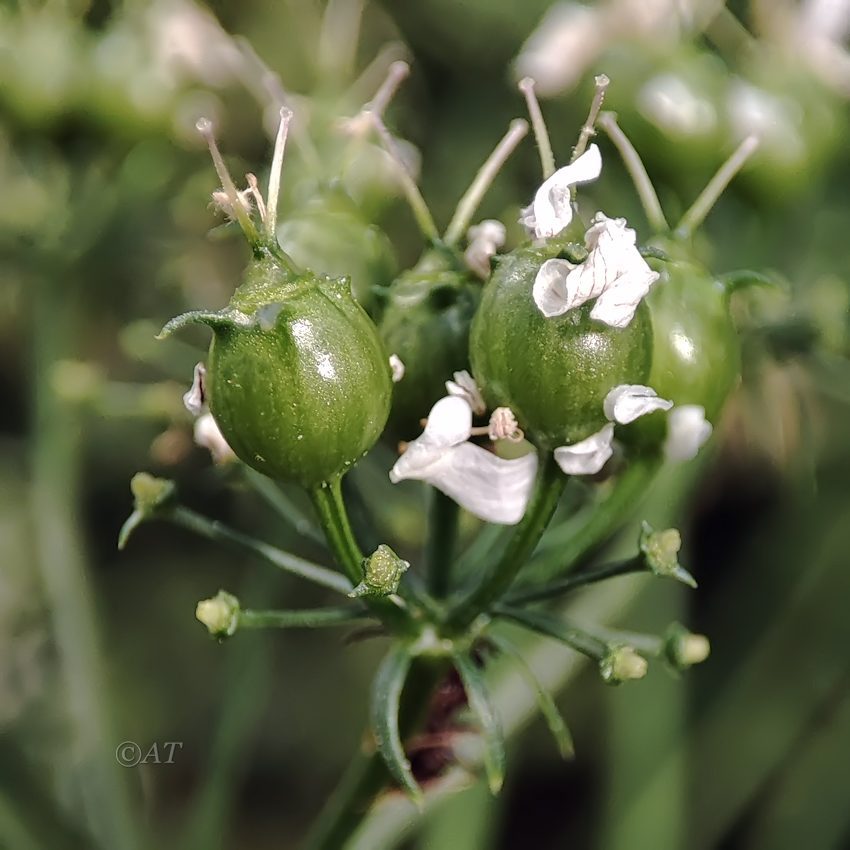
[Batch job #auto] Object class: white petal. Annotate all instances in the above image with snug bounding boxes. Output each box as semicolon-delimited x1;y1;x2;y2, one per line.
428;443;538;525
466;220;506;272
183;362;206;416
389;354;405;383
194;413;235;464
533;258;575;317
579;212;660;328
554;423;614;475
445;370;486;416
525;144;602;238
388;396;472;483
664;405;713;462
603;384;673;424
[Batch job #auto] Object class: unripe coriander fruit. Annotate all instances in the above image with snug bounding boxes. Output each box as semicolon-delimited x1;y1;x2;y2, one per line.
165;252;392;489
470;241;653;449
645;256;740;420
164;112;393;489
379;249;479;438
277;189;397;314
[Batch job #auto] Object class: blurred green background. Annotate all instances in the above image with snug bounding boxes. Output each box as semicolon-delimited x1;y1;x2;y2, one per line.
2;1;850;848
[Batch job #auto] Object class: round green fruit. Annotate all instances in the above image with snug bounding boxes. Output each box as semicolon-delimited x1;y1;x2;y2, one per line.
470;242;653;449
164;252;392;488
378;250;480;438
276;189;397;314
645;255;740;420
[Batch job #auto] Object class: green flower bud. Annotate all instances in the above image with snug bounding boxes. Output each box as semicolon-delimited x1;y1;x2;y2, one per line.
663;622;710;671
349;544;409;598
162;252;392;489
639;521;697;588
196;590;240;639
600;645;648;685
470;241;653;449
118;472;176;550
277;189;397;313
379;249;480;437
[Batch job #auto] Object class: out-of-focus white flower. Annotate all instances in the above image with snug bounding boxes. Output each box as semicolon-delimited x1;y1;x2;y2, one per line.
727;80;804;163
465;220;506;278
554;423;614;475
637;73;718;138
604;385;673;423
147;0;243;89
519;144;602;239
184;362;236;464
389;354;405;383
389;396;538;525
801;0;850;41
515;3;605;96
664;404;712;461
533;213;659;328
194;413;237;464
446;370;486;416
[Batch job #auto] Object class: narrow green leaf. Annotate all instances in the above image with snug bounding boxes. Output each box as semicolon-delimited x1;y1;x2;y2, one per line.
493;605;608;661
488;634;574;759
452;651;506;795
370;645;422;807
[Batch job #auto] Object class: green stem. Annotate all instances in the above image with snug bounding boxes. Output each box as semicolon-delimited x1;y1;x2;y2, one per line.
425;489;460;598
167;505;351;594
303;658;448;850
238;604;370;629
30;267;142;850
520;459;659;587
241;466;325;546
506;556;643;605
493;605;608;660
309;478;413;633
309;478;366;586
449;452;565;629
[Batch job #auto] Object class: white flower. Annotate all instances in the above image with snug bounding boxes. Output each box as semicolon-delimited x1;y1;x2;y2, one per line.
603;385;673;424
489;407;524;442
194;412;236;464
389;354;405;383
183;362;206;415
553;383;670;476
664;405;712;462
465;219;506;278
445;370;486;416
519;144;602;239
389;396;538;525
533;212;659;328
554;423;614;475
515;3;604;96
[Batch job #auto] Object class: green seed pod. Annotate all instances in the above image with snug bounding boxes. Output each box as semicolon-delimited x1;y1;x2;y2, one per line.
162;251;392;488
277;188;397;314
470;241;653;449
645;256;741;419
379;249;480;437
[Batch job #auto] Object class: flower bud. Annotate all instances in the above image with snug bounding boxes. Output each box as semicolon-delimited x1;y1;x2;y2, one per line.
600;645;648;685
162;252;392;489
470;241;653;449
196;590;240;638
379;250;480;438
639;521;696;587
663;622;710;671
118;472;176;550
349;544;409;598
